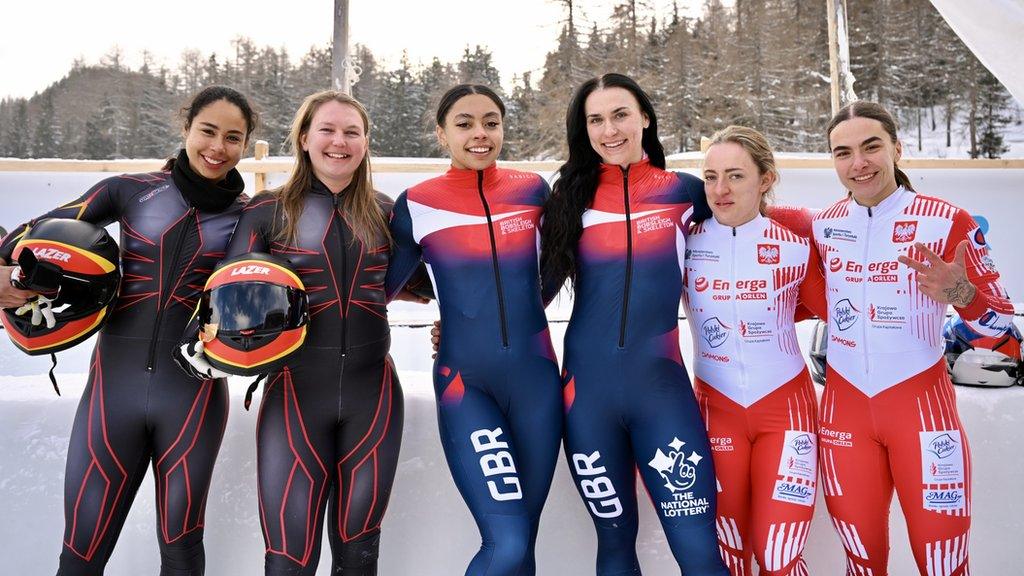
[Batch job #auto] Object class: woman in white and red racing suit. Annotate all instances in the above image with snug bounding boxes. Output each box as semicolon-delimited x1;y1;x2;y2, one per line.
811;101;1013;576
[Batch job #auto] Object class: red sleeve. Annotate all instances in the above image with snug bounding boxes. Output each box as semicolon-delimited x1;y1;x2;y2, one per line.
796;241;828;321
946;209;1014;335
765;205;817;239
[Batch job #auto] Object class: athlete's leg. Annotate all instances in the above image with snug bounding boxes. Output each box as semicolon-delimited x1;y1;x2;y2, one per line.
630;364;728;576
435;363;532;576
149;372;229;576
696;382;754;576
881;365;971;576
57;341;152;576
818;372;892;575
563;366;640;576
258;364;337;576
747;377;817;576
500;354;562;576
327;355;404;575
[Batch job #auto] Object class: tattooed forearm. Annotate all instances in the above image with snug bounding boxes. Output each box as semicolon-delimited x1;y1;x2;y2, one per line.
944;280;977;307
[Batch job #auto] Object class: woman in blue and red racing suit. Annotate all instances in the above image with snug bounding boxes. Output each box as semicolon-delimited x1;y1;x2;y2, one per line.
0;86;256;576
385;84;563;576
541;73;728;575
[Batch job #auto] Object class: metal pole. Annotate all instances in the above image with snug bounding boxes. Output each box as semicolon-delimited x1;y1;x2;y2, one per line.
826;0;857;115
332;0;351;94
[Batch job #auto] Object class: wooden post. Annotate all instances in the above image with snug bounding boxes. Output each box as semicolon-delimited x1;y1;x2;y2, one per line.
826;0;856;115
332;0;351;94
254;140;269;192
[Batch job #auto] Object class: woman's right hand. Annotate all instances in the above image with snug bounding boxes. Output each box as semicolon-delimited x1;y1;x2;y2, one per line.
0;265;37;309
431;320;440;359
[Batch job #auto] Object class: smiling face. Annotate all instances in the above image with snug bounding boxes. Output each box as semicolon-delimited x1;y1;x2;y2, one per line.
829;116;903;207
703;141;773;227
183;99;248;181
436;93;503;171
300;100;368;192
584;86;649;167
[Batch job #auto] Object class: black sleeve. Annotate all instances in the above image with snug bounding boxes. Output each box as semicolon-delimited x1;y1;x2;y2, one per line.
1;174;131;262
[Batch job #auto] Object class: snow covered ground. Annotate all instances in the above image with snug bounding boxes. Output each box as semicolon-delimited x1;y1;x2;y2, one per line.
2;321;1023;575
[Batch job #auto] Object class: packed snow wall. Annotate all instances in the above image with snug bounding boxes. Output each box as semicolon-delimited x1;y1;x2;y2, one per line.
1;166;1022;575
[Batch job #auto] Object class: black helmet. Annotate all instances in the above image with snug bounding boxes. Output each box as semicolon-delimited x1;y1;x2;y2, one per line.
197;252;309;376
1;218;121;355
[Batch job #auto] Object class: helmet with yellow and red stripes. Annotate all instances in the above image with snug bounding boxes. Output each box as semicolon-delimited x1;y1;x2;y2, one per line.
197;252;308;376
2;218;121;355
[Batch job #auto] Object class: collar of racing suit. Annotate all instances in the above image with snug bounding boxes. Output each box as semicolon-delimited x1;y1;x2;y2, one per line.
170;148;245;212
847;185;912;220
596;157;654;192
309;176;358;198
442;163;503;190
707;212;767;238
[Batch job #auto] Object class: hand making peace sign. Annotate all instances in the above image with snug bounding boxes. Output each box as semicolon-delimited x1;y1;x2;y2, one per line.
897;240;978;308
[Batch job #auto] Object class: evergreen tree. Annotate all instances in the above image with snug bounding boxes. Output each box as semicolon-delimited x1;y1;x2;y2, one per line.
135;83;175;158
374;53;426;157
974;67;1012;159
457;46;503;88
3;100;29;158
83;96;117;159
31;92;61;158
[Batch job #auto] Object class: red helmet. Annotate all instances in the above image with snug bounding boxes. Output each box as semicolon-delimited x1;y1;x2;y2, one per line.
197;252;309;376
2;218;121;355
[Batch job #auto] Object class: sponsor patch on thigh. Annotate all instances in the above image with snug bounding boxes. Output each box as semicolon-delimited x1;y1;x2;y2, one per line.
772;480;815;506
776;430;818;482
919;430;965;485
923;487;966;512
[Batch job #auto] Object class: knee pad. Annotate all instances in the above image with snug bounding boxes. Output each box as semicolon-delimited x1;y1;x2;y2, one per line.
334;532;381;575
159;533;205;575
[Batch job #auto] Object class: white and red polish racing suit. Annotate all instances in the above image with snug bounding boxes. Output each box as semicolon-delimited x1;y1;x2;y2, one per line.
811;186;1013;576
683;214;827;576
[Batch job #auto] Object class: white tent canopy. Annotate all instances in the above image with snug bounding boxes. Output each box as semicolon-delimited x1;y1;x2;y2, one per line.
930;0;1024;105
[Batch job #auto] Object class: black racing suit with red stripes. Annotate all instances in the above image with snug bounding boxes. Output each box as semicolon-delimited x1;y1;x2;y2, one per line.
222;180;403;576
0;171;244;575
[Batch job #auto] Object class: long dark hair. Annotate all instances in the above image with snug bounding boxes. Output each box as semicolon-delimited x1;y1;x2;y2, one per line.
162;85;259;171
540;73;664;291
826;100;914;192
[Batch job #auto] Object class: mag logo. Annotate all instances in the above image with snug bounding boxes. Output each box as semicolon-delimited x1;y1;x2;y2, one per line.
832;298;860;331
757;243;780;264
892;221;918;243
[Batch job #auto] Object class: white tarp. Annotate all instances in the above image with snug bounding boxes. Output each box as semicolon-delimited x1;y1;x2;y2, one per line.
930;0;1024;105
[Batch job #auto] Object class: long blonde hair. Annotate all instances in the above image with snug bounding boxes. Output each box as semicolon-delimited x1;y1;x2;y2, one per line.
706;125;780;215
274;91;389;246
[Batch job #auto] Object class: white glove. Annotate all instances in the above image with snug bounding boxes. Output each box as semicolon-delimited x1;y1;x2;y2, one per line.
14;294;57;328
178;340;231;379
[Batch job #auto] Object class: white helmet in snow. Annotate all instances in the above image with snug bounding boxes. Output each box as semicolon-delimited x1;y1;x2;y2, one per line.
942;313;1022;387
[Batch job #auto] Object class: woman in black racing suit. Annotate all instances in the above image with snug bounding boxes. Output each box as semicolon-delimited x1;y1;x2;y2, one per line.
211;90;406;576
0;86;257;576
